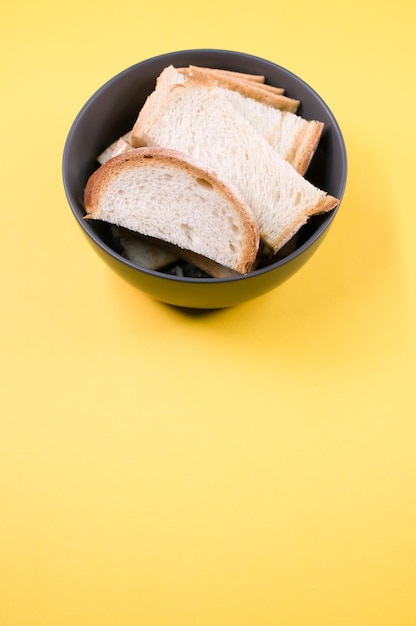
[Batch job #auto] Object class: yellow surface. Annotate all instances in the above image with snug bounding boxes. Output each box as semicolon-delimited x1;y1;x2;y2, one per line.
1;0;416;624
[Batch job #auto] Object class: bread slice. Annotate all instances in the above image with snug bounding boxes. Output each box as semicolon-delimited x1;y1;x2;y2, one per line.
181;66;267;83
178;65;299;112
221;89;323;175
84;147;260;274
135;66;322;175
131;76;339;253
184;66;284;95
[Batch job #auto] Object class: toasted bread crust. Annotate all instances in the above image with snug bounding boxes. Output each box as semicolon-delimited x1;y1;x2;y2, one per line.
186;67;266;83
286;120;324;176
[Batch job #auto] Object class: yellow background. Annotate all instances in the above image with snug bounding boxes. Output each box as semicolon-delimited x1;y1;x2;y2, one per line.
1;0;415;624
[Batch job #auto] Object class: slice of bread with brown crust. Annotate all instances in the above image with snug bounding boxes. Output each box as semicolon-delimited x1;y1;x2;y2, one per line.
220;87;324;175
179;65;299;112
186;66;284;94
184;67;267;83
84;147;260;274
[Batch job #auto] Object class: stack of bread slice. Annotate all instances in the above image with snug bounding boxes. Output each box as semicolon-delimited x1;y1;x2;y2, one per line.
85;65;339;276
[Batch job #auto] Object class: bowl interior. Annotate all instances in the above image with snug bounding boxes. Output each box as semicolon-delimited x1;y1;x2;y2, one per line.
63;49;347;282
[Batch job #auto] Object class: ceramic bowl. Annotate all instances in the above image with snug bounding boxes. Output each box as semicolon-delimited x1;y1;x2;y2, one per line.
62;49;347;309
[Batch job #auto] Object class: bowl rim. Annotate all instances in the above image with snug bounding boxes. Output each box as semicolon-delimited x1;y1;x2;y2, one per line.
62;48;348;285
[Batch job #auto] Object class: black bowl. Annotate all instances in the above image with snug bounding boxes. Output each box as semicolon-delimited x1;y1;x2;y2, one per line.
62;49;347;309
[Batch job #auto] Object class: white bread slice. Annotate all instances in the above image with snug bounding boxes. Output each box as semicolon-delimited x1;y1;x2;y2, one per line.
178;65;299;112
220;89;323;175
136;66;322;175
84;147;260;274
182;67;267;83
131;76;339;253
